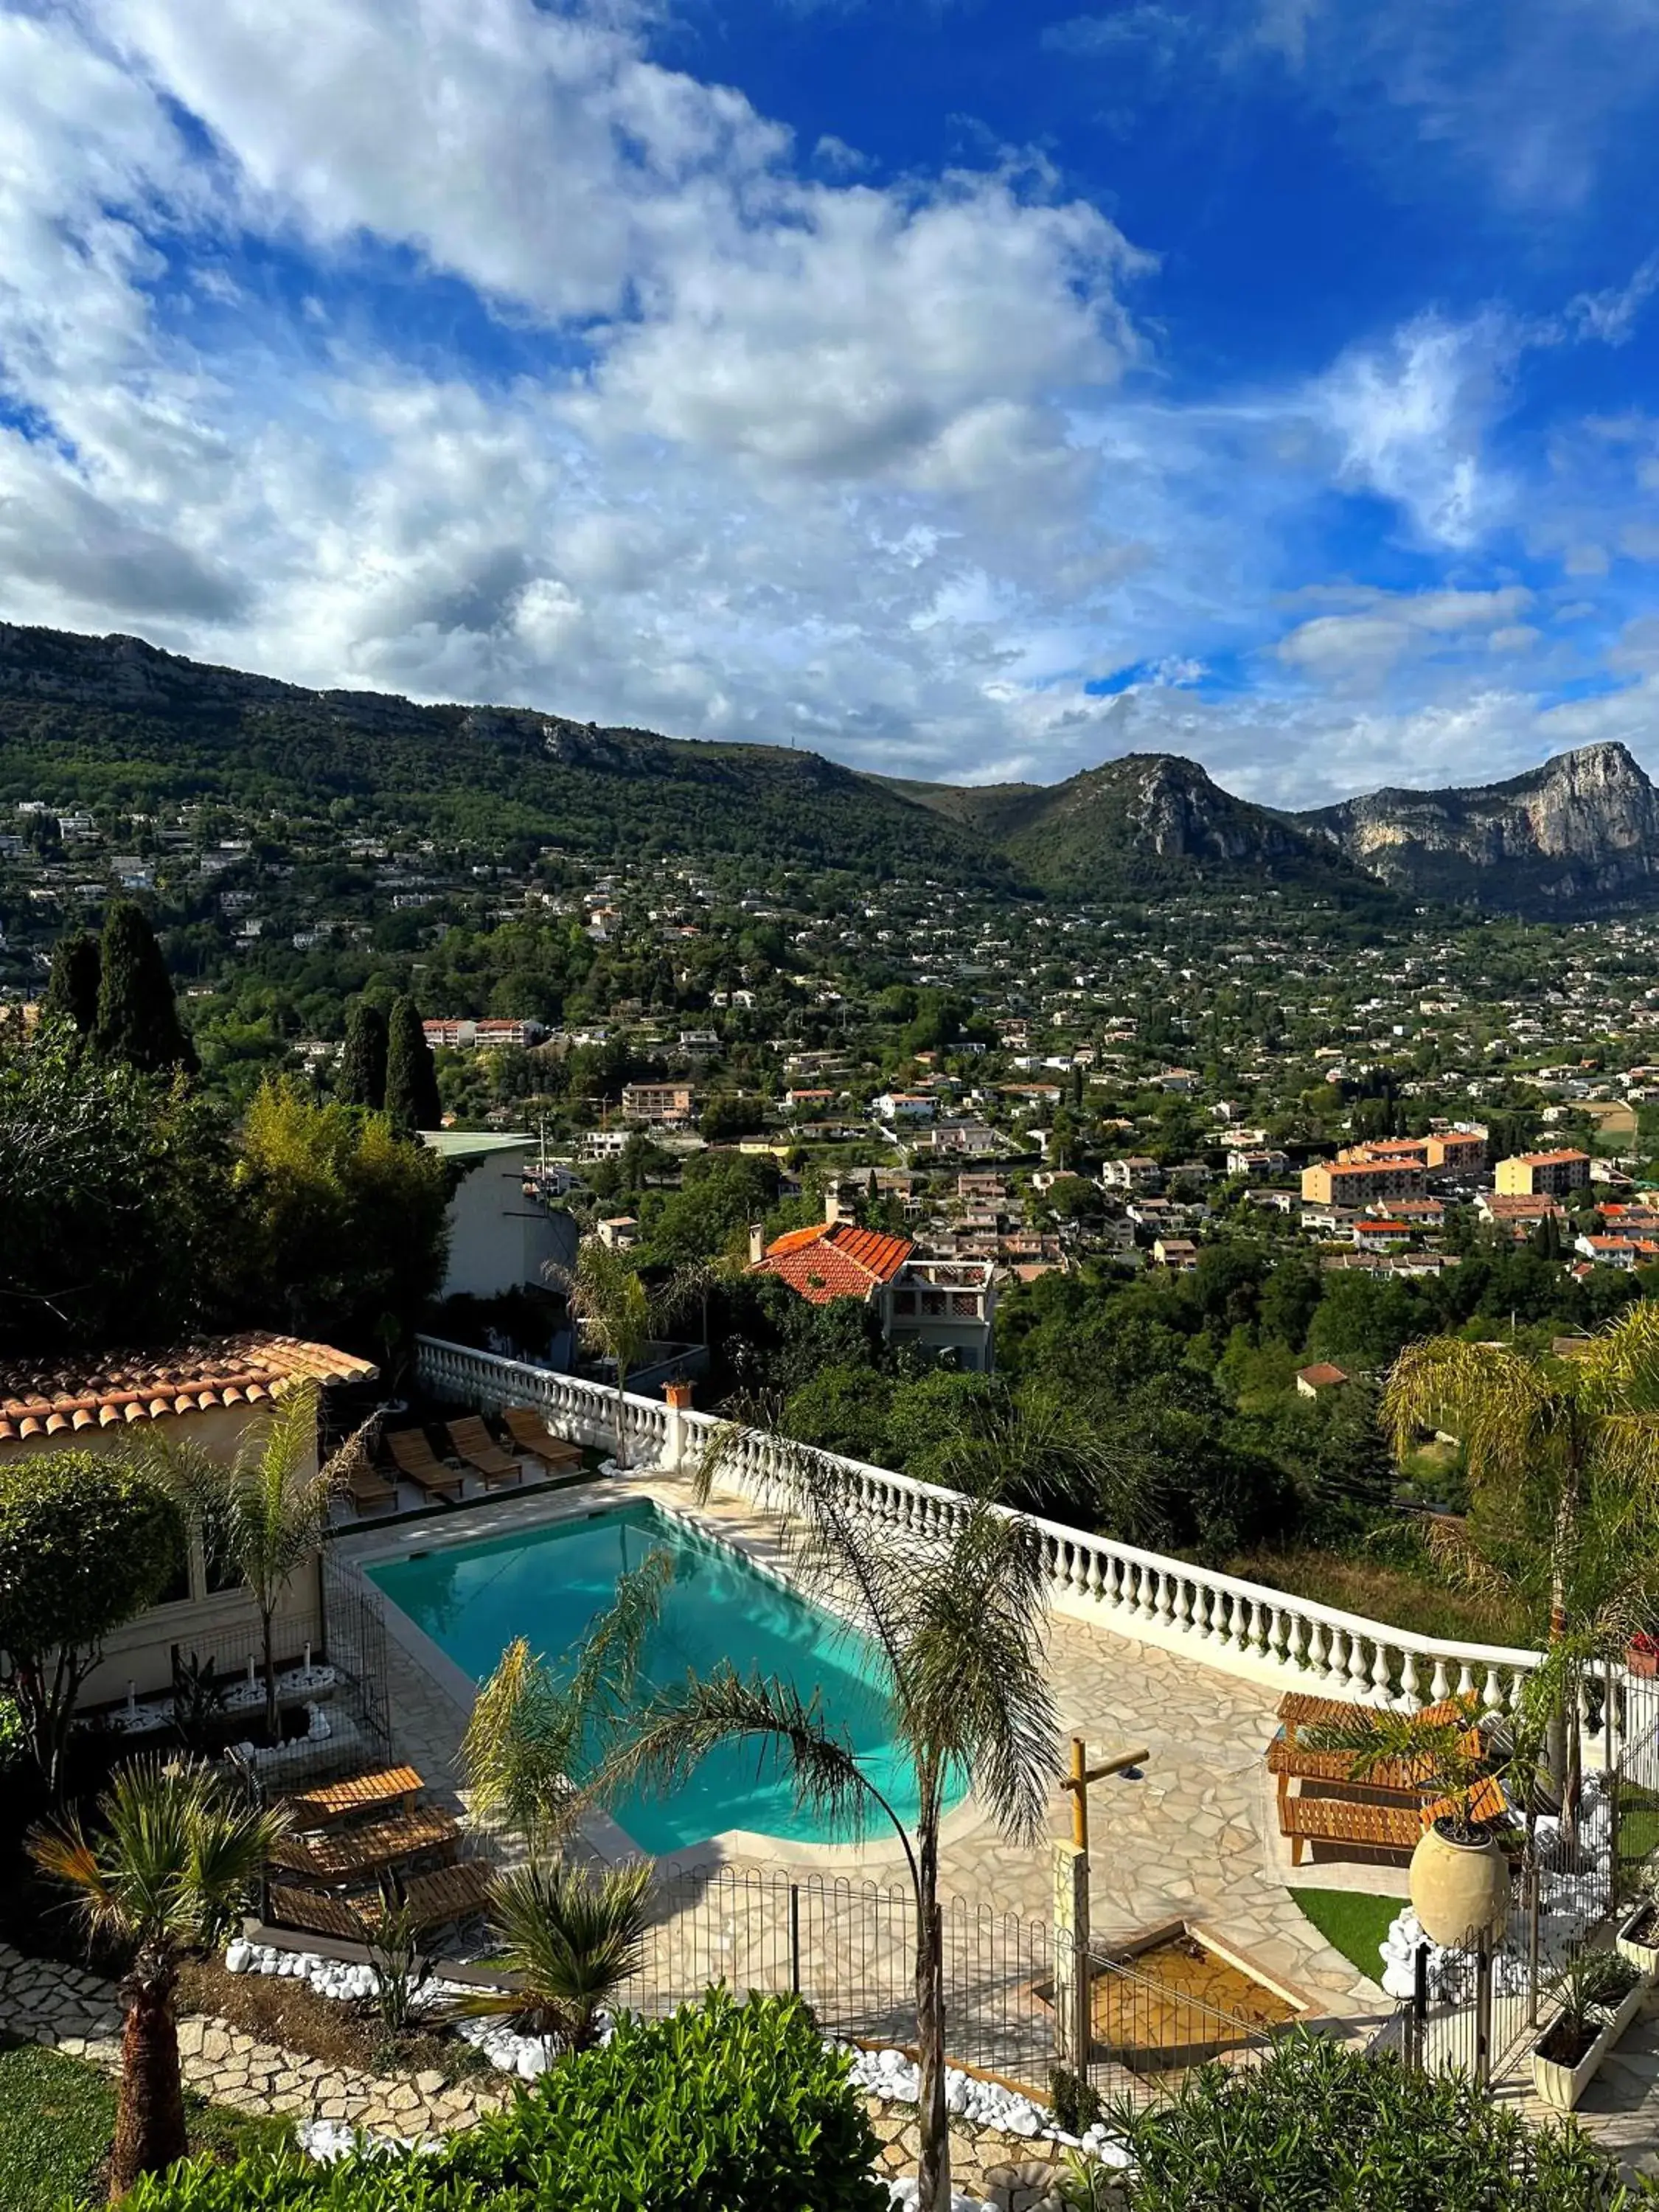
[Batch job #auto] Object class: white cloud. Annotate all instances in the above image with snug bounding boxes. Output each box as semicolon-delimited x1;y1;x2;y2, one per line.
1315;313;1512;548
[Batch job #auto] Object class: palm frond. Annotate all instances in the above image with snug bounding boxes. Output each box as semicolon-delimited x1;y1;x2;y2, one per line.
462;1551;674;1847
897;1503;1057;1846
29;1756;284;1952
602;1668;884;1848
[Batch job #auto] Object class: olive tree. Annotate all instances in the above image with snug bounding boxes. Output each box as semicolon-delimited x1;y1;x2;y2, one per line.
0;1454;182;1797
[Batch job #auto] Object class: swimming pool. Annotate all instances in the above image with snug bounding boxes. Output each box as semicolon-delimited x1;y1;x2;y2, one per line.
366;1502;967;1853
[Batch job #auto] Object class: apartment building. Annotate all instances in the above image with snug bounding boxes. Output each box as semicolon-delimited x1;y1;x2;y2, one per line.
1493;1149;1592;1197
620;1081;695;1126
422;1017;547;1050
1301;1158;1427;1206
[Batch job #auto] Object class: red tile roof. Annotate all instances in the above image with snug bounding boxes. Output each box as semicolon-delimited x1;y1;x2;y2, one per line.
751;1222;914;1305
0;1333;377;1446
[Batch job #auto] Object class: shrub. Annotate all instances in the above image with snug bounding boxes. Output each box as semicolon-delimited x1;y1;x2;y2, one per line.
1100;2029;1641;2211
0;1453;182;1794
124;1988;888;2211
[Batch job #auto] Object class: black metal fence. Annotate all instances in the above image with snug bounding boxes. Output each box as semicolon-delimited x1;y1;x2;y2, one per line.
611;1865;1279;2104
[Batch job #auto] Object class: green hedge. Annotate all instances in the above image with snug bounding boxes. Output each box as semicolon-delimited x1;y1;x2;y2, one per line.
1110;2030;1646;2211
125;1989;887;2211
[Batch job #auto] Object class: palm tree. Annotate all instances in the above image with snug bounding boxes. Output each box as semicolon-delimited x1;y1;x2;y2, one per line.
456;1857;653;2053
547;1240;657;1468
29;1756;285;2197
1383;1309;1659;1804
591;1430;1058;2212
130;1383;361;1745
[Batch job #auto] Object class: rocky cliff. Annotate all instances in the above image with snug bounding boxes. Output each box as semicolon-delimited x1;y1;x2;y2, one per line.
1298;742;1659;911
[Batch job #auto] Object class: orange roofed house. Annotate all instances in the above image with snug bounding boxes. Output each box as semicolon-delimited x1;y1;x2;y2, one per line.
748;1200;996;1372
0;1332;375;1708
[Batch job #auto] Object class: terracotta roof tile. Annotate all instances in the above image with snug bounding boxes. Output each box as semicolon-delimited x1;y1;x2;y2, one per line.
0;1332;377;1447
750;1221;915;1306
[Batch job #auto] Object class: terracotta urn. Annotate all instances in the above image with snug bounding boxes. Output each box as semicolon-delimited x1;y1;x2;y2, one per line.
1410;1822;1509;1947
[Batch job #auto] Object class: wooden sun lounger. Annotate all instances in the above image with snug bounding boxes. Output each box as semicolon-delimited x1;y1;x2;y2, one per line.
1279;1775;1509;1866
384;1428;465;1501
269;1804;462;1882
501;1405;584;1470
268;1859;495;1943
282;1765;424;1829
347;1462;399;1514
446;1416;524;1489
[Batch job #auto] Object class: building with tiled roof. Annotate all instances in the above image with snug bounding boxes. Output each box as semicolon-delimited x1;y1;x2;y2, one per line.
748;1203;996;1371
0;1332;375;1453
0;1332;378;1715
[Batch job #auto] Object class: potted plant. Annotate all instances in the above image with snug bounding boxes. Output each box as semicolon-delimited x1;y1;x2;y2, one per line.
1618;1865;1659;1978
664;1378;695;1411
1306;1703;1512;1947
1533;1950;1646;2111
1629;1632;1659;1681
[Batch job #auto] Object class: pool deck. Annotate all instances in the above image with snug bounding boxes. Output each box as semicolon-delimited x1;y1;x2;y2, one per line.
335;1470;1394;2031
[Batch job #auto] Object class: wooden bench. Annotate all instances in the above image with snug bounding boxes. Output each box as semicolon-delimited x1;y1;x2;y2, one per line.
268;1859;495;1943
1279;1775;1510;1866
270;1804;462;1882
282;1765;425;1829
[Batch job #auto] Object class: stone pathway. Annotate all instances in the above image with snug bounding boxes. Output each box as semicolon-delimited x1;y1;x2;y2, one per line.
0;1943;504;2140
0;1941;1099;2208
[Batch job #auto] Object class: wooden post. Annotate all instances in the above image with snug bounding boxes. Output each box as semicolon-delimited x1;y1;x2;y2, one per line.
1052;1739;1149;2082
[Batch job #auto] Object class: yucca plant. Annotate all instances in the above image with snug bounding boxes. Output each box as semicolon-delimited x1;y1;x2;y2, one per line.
546;1242;658;1468
457;1858;653;2053
128;1384;363;1744
29;1755;287;2198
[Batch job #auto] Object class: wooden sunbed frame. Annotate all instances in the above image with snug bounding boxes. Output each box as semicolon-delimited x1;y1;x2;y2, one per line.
445;1416;524;1488
501;1405;584;1470
383;1428;465;1500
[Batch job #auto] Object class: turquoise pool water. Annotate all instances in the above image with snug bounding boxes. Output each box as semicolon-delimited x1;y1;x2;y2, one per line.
366;1503;967;1852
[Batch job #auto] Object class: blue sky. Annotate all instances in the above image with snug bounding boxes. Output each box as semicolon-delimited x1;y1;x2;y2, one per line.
3;1;1659;803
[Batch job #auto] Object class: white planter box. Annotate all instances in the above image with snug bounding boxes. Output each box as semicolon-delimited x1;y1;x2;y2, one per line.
1617;1906;1659;1980
1532;1972;1649;2111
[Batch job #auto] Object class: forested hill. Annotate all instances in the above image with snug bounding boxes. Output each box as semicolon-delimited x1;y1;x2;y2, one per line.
0;623;1012;889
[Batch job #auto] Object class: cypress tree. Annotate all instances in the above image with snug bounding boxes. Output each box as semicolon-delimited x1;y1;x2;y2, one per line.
338;1000;389;1110
384;997;442;1133
93;902;197;1075
41;931;102;1037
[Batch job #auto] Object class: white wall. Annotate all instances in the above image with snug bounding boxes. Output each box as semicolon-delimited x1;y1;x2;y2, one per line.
442;1147;573;1299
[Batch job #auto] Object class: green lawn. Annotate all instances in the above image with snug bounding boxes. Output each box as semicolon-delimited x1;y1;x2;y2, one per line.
1290;1888;1402;1987
0;2039;293;2210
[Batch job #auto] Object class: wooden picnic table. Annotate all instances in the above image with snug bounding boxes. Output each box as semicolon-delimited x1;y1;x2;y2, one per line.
282;1765;425;1829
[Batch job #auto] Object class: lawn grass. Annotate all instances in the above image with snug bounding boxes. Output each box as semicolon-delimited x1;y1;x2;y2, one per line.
0;2037;295;2210
0;2039;114;2211
1289;1888;1402;1988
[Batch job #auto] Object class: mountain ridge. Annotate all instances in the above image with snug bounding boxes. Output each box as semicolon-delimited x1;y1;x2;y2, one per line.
0;621;1654;914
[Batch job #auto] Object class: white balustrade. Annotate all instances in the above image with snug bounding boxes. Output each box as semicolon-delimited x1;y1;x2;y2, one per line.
414;1334;1548;1714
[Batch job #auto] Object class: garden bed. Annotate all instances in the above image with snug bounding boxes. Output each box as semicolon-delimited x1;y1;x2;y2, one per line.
175;1957;495;2089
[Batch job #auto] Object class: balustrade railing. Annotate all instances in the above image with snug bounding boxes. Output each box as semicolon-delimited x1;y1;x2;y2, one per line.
414;1336;1571;1738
